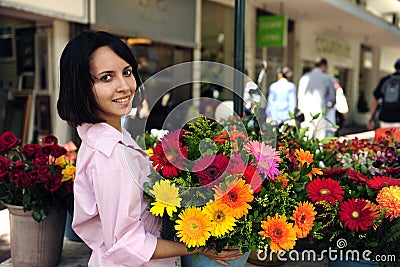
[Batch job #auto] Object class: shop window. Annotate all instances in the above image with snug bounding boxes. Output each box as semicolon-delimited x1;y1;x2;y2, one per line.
0;26;14;60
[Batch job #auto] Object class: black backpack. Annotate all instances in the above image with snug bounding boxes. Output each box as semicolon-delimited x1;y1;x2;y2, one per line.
381;75;400;109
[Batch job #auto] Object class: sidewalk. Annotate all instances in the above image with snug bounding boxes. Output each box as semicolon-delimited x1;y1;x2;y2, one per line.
0;207;327;267
0;208;91;266
0;208;10;263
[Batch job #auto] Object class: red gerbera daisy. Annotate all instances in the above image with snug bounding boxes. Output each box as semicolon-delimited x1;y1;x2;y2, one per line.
306;178;344;204
348;170;369;185
367;176;400;190
192;154;229;185
338;198;375;232
321;167;349;178
384;167;400;176
243;165;263;193
149;130;188;178
226;155;262;193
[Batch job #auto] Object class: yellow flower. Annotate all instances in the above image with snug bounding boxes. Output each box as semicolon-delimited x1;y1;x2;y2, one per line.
149;180;181;217
203;201;237;237
145;148;154;157
290;202;316;238
376;185;400;221
61;165;76;182
295;148;314;167
55;156;67;167
214;178;254;219
259;214;297;252
175;207;212;248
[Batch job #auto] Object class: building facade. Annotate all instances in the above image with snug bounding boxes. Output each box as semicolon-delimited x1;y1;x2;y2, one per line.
1;0;400;145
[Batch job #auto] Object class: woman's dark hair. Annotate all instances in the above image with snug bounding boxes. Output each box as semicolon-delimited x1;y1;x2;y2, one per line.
57;31;143;127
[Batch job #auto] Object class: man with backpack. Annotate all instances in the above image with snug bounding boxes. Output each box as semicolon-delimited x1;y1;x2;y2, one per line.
367;58;400;130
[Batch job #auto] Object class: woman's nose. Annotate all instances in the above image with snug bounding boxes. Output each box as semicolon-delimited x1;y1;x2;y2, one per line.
116;76;131;91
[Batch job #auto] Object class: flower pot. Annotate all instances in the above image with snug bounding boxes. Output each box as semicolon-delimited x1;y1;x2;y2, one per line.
247;250;284;266
64;211;82;242
181;251;251;267
7;204;67;267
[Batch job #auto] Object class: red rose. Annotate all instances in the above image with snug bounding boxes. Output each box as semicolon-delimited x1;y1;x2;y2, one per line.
13;161;26;170
37;165;51;182
0;142;8;154
42;135;58;145
21;144;41;157
28;169;40;183
45;173;63;192
51;145;67;158
0;157;11;180
64;180;74;193
32;152;49;166
0;131;20;152
41;145;53;155
9;168;31;188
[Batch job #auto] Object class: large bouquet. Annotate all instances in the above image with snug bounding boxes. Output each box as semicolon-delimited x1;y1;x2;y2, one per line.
0;131;75;222
309;129;400;261
143;115;320;254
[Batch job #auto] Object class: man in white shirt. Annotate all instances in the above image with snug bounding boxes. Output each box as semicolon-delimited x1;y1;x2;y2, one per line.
298;58;336;139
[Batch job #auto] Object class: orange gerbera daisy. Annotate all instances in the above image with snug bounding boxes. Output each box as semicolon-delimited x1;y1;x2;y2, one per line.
376;185;400;221
213;130;229;144
259;214;297;251
295;148;314;167
306;168;322;179
290;202;316;238
231;130;247;141
214;178;254;218
274;173;289;189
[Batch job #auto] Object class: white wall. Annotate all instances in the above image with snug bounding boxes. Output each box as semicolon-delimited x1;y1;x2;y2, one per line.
0;0;88;23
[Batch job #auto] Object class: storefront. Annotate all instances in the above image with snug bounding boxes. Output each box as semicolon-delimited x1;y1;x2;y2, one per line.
93;0;196;135
0;0;88;144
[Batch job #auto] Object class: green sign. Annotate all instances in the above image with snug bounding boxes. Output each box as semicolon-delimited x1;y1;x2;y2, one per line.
257;15;287;47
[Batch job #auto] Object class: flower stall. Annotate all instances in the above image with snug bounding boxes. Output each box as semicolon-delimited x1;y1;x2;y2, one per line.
0;131;75;267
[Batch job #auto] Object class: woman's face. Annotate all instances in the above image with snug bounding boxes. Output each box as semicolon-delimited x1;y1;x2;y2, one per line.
90;46;136;130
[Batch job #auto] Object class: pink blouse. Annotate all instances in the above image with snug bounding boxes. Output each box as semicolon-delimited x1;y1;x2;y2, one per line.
72;123;180;267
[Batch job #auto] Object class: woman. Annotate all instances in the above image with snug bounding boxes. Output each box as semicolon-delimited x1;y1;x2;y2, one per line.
57;31;242;266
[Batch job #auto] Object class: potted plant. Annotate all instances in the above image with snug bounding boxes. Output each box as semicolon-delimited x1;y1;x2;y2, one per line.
245;120;329;266
308;134;400;266
0;131;75;267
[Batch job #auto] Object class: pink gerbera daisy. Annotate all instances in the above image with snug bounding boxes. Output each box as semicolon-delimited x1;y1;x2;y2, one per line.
244;141;280;180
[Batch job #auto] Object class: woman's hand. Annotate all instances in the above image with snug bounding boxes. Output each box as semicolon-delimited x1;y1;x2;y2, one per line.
199;248;243;266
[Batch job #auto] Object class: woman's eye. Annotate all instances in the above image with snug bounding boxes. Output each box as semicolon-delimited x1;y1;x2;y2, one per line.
100;74;112;82
124;69;132;76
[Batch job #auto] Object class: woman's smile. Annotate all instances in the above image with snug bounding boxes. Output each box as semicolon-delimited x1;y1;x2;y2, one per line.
112;96;131;104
